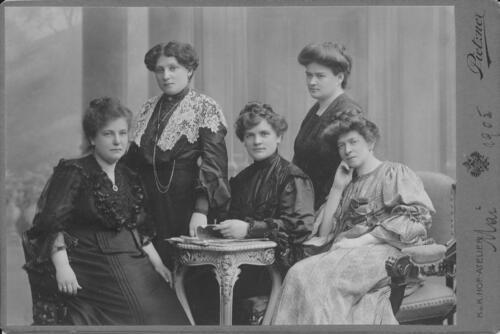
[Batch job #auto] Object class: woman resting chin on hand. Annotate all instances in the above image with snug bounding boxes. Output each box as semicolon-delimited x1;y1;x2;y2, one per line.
272;116;435;325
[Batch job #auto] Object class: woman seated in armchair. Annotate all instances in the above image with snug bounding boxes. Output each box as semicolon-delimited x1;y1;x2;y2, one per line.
214;101;315;324
23;97;189;325
271;115;435;325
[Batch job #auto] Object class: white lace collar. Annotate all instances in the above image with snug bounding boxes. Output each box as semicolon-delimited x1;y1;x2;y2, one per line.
132;90;227;151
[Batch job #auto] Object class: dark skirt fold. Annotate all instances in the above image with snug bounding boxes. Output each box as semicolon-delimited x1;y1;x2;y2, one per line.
64;229;189;325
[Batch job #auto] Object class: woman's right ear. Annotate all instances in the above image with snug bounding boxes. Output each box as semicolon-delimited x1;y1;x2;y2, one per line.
336;72;345;86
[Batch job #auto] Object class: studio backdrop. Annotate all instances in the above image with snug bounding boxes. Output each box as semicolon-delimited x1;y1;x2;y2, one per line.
4;5;455;325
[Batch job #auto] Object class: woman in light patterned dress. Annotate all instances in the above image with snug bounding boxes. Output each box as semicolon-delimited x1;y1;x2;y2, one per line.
272;115;435;324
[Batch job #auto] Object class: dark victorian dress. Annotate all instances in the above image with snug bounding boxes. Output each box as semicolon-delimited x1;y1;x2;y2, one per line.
124;88;230;262
228;151;315;324
123;88;230;325
293;93;363;210
24;155;189;325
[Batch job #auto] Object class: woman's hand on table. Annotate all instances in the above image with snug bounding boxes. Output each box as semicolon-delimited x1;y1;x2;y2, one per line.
213;220;249;239
55;264;82;296
189;212;208;237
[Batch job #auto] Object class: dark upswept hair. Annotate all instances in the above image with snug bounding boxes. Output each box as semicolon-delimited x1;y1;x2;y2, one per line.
235;102;288;141
144;41;199;75
82;97;133;142
322;114;380;149
298;42;352;89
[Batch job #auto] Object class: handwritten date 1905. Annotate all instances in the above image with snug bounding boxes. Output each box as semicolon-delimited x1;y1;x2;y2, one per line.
475;106;498;148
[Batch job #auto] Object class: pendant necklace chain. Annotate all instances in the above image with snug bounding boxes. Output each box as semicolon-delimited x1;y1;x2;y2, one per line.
95;154;119;192
153;97;179;194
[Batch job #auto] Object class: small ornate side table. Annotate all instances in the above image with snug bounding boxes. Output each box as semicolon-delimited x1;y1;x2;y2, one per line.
171;240;281;326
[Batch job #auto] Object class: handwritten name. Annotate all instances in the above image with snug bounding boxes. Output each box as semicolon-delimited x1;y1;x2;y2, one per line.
466;12;492;79
474;206;497;252
473;206;498;318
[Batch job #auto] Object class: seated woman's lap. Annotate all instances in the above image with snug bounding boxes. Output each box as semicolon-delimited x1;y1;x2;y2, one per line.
286;243;400;293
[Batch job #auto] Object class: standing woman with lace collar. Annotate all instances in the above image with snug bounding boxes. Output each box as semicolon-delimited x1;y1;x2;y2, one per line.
124;41;230;262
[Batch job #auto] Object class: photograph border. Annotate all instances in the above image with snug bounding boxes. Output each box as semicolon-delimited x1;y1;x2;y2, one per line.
1;0;499;333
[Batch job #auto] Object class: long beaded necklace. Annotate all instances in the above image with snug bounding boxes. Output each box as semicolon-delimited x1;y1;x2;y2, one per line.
152;97;179;193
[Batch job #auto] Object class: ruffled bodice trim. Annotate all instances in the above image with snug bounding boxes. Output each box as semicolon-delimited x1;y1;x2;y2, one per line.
24;155;154;268
58;156;146;231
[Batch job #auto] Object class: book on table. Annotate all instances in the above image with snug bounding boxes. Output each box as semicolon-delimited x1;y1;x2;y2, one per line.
166;225;269;246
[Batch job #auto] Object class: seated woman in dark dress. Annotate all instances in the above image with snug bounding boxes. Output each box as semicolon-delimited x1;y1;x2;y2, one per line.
214;102;315;324
23;97;189;325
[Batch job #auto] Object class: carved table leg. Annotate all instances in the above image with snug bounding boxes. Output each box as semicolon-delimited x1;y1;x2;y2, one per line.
261;264;282;325
213;254;241;326
173;265;195;325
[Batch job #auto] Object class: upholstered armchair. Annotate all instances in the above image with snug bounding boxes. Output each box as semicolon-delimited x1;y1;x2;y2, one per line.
386;171;457;324
22;231;69;325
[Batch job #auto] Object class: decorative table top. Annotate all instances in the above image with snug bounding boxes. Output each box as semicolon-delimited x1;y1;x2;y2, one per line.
168;237;277;252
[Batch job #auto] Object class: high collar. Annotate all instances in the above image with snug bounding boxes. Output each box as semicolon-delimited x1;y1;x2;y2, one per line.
314;92;347;115
86;153;117;177
162;86;190;103
252;150;280;169
352;160;384;181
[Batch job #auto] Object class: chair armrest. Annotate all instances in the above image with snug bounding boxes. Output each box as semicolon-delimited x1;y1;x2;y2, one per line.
395;241;455;278
386;243;447;282
386;254;417;283
401;244;447;265
386;254;418;314
385;244;448;315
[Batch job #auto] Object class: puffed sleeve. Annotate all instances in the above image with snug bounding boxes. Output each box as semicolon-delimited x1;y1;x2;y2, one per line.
194;119;231;218
370;163;435;249
25;160;82;265
246;175;315;269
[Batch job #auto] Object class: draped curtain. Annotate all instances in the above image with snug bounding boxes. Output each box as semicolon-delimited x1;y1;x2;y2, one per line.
143;6;456;178
4;5;455;325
